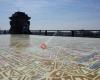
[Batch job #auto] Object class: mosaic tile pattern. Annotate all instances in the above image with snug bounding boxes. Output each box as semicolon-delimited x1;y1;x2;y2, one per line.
0;35;100;80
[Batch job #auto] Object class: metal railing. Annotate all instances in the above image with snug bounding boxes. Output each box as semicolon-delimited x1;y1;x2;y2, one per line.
0;30;100;38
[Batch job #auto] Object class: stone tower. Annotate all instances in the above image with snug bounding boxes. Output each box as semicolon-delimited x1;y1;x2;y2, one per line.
9;11;31;34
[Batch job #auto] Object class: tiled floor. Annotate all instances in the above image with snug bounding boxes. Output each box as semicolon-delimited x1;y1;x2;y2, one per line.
0;35;100;80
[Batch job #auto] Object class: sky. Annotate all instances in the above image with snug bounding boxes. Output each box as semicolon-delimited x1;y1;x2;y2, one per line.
0;0;100;30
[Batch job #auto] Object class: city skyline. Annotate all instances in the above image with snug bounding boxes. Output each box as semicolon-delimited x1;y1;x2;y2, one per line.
0;0;100;30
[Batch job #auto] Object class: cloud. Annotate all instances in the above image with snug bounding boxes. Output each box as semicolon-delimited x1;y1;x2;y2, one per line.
12;0;48;14
10;0;77;14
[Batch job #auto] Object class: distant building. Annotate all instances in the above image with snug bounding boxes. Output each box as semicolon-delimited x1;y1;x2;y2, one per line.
9;11;31;34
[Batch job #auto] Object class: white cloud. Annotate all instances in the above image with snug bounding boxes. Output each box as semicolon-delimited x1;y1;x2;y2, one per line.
10;0;76;14
12;0;48;15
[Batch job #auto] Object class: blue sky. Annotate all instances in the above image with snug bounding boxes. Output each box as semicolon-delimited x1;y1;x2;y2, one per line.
0;0;100;30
